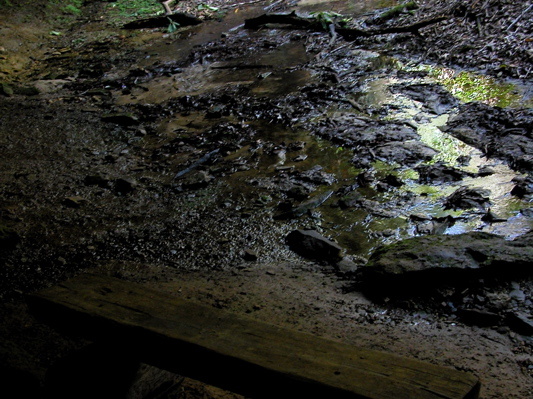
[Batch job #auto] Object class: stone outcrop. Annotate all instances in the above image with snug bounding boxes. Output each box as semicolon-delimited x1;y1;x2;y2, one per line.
359;231;533;296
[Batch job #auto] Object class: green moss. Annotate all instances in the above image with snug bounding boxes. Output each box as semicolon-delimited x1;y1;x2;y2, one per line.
417;122;471;165
106;0;160;19
378;1;418;21
431;69;521;108
0;83;14;96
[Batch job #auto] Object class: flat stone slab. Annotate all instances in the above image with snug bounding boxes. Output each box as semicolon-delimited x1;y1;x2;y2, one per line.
28;274;480;399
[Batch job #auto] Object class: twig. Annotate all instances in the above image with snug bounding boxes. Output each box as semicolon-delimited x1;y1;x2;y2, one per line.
507;3;533;31
173;149;220;180
328;23;338;46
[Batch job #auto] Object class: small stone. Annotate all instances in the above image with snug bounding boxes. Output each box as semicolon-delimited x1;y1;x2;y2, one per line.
293;154;308;162
457;308;501;327
63;196;87;208
520;208;533;217
478;166;495;176
506;312;533;335
84;175;111;188
509;289;526;302
444;187;491;211
114;178;137;194
481;209;507;223
384;174;403;187
286;229;344;263
336;256;359;274
243;248;258;261
101;113;139;126
0;83;14;97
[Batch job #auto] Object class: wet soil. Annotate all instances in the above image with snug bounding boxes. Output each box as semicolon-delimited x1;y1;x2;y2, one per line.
1;0;532;398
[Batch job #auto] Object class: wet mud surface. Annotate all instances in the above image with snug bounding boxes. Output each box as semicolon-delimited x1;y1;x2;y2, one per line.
1;0;532;398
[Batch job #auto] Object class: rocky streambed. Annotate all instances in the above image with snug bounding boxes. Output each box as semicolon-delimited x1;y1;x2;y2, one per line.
1;0;532;398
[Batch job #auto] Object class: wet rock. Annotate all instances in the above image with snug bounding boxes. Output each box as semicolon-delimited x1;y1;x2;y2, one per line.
243;248;258;261
416;162;471;183
314;117;422;167
287;141;306;152
457;308;501;327
456;155;471;166
114;178;137;195
359;231;533;296
356;171;375;187
84;175;111;189
101;113;139;126
511;174;533;198
338;191;397;218
63;196;88;208
292;154;307;162
286;184;310;201
412;215;455;235
477;166;496;177
444;103;533;172
390;83;458;115
374;141;437;166
481;209;507;223
520;207;533;217
444;187;491;211
33;79;71;94
505;312;533;336
180;170;214;190
383;174;403;187
274;190;333;220
286;229;343;263
509;289;526;302
337;190;364;208
335;256;360;273
294;165;336;186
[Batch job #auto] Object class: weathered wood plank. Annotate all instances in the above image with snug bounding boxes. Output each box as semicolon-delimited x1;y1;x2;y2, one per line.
27;274;480;399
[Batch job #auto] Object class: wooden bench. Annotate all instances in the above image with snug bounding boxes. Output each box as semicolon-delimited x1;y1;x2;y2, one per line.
27;273;480;399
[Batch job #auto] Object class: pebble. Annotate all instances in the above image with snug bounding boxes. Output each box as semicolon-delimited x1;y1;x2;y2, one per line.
243;248;258;261
510;289;526;302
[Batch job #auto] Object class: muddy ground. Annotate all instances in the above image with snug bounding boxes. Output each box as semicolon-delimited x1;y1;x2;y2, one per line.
1;0;532;398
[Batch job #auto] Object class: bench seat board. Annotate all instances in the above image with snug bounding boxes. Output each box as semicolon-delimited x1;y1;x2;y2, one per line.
27;274;480;399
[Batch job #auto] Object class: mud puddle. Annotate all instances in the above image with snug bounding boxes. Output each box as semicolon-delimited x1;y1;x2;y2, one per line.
116;39;312;103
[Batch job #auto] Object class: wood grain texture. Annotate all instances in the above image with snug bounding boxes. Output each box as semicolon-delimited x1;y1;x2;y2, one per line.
27;274;480;399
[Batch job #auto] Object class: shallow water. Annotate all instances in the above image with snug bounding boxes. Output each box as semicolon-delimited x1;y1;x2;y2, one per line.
119;0;532;258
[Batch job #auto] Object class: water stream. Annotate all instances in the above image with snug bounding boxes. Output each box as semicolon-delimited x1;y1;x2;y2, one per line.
120;0;532;259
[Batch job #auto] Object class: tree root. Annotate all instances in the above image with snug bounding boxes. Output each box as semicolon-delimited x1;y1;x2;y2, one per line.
244;11;447;40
